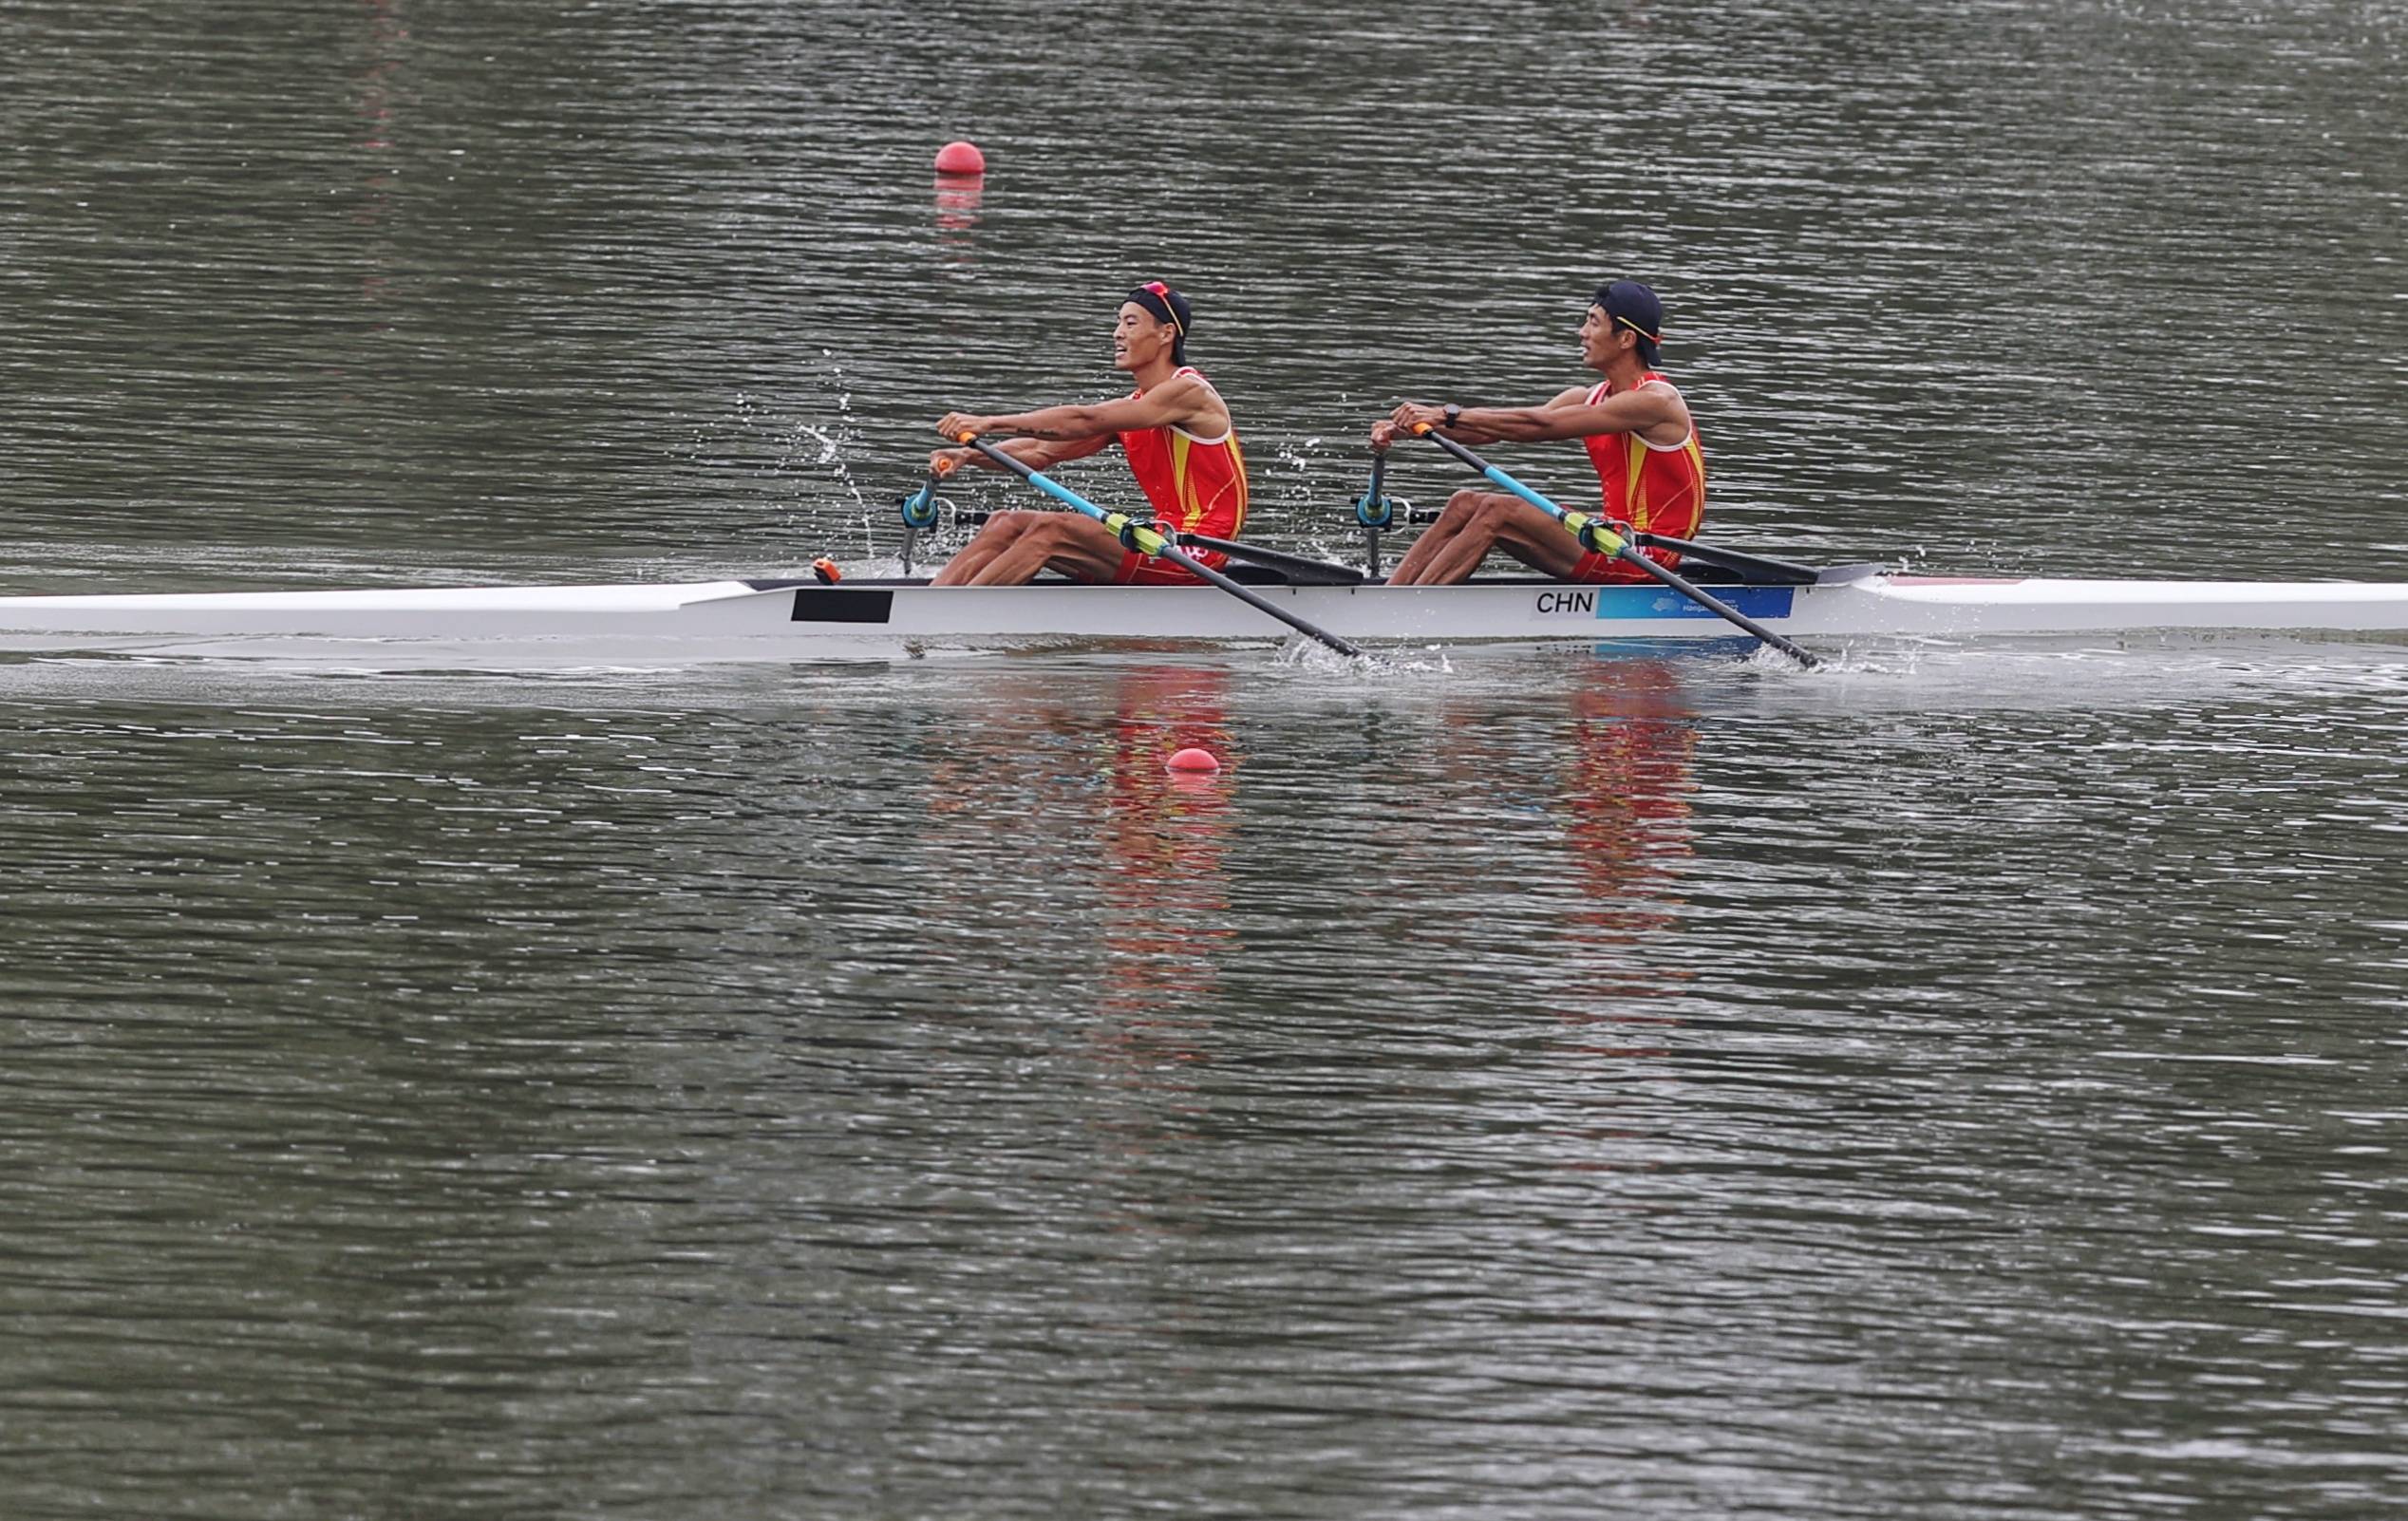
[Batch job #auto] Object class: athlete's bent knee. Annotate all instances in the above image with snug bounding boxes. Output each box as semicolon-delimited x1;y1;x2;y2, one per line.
1034;516;1095;550
1471;494;1521;530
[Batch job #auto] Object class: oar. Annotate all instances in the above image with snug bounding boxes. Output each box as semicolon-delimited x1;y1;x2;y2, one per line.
954;433;1367;660
1407;423;1820;668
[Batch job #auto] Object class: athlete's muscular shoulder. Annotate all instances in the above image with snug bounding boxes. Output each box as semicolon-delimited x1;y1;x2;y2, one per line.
1152;368;1232;434
1634;377;1694;443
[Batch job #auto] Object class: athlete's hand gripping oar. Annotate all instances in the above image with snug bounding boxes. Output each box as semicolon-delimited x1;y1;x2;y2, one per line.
1407;423;1820;668
954;433;1367;660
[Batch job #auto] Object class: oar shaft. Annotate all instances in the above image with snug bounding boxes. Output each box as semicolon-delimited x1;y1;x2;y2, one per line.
958;436;1097;504
1422;430;1558;516
1614;551;1823;660
1172;547;1369;657
960;436;1367;659
960;437;1156;546
994;457;1099;516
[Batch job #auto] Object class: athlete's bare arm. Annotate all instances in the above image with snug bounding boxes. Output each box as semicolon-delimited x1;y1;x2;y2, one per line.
928;433;1112;478
1369;386;1590;452
1383;385;1688;451
937;373;1226;450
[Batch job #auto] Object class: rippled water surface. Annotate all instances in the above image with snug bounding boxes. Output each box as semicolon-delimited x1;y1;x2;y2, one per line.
7;2;2408;1517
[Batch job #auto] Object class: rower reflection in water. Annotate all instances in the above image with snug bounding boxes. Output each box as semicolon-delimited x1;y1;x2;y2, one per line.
1376;280;1707;587
929;282;1250;588
1533;665;1703;1128
914;665;1239;1034
1557;660;1699;1006
1430;661;1701;1054
1093;666;1238;1027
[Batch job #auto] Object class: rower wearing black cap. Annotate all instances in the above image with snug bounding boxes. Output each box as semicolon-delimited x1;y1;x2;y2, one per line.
1375;280;1706;587
929;281;1249;588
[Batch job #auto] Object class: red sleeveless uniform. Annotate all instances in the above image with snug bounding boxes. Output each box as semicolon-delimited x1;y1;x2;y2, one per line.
1570;372;1706;584
1112;366;1249;586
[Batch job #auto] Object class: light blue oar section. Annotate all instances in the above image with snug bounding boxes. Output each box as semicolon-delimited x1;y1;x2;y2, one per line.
1473;460;1584;525
1016;469;1115;523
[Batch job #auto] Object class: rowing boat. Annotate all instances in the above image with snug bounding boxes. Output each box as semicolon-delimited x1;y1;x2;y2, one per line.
3;564;2406;664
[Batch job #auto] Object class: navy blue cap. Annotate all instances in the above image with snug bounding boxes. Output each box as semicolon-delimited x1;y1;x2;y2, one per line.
1126;281;1191;339
1592;280;1664;362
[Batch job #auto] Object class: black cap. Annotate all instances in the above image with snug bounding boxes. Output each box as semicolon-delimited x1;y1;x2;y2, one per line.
1126;281;1192;354
1593;280;1664;365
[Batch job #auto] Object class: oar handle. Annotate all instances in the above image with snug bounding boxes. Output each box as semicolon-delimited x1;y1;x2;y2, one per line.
1407;423;1819;669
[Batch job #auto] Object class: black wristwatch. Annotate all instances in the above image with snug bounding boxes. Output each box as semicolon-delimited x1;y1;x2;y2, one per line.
1442;404;1462;430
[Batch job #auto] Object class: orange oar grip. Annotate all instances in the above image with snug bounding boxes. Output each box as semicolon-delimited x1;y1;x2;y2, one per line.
1410;422;1434;437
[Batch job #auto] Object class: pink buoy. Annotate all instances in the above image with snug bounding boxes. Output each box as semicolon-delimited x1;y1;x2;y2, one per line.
933;140;987;177
1165;746;1221;774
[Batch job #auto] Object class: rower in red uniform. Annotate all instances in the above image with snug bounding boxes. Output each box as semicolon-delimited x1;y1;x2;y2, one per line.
1376;280;1706;587
929;281;1249;587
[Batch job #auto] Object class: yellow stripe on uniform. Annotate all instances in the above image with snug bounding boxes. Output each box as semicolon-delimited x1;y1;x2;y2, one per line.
1225;433;1249;535
1170;431;1200;529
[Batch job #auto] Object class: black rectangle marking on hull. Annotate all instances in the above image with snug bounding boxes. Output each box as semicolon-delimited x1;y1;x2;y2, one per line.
789;589;894;624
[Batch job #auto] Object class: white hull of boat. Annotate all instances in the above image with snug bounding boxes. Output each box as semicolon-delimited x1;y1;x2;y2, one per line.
2;573;2406;665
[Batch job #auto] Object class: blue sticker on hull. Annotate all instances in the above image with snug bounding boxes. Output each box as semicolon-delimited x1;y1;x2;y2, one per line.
1594;585;1797;621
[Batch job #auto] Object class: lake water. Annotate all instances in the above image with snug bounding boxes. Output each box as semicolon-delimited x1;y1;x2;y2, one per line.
5;2;2407;1516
